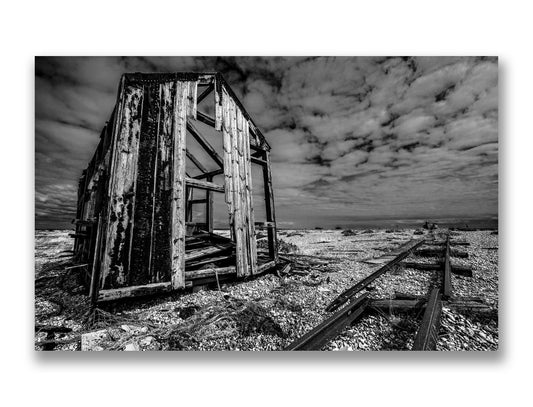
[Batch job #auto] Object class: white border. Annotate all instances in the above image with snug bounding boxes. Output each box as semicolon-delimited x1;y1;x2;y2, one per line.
2;1;531;406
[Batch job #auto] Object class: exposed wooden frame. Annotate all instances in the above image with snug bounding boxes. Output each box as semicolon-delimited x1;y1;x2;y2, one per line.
187;121;224;168
80;72;278;303
185;177;224;193
186;148;208;173
196;83;214;104
194;168;224;180
262;150;278;261
196;111;216;128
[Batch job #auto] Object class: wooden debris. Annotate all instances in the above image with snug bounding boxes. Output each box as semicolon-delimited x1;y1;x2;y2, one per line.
412;288;442;351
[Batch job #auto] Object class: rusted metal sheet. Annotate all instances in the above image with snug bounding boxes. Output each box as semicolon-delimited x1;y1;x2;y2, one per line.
100;82;144;289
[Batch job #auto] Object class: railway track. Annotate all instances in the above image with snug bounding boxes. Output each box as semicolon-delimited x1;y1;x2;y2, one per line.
285;234;487;351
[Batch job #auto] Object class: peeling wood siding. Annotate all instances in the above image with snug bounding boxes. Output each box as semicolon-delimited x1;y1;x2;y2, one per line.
150;81;175;283
170;81;190;289
100;83;144;289
129;83;161;286
222;89;257;277
243;118;258;274
187;81;198;119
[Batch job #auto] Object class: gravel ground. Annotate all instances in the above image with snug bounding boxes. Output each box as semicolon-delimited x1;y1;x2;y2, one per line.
34;228;498;351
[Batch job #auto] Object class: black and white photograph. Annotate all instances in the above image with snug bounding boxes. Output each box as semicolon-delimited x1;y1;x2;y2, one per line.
35;56;498;351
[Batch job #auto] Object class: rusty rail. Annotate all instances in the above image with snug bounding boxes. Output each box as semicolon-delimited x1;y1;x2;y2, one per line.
325;239;425;312
285;293;369;351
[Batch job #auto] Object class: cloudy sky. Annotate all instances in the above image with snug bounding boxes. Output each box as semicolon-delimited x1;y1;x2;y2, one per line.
35;57;498;229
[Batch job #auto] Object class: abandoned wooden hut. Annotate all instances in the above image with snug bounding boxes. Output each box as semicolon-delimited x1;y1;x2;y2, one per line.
73;72;278;303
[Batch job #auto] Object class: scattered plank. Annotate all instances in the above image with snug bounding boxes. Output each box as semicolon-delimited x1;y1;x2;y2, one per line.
400;261;473;277
185;243;234;262
98;282;173;302
412;288;442;351
415;248;468;258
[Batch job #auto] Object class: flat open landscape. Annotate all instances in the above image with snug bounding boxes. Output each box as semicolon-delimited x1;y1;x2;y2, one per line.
35;228;498;351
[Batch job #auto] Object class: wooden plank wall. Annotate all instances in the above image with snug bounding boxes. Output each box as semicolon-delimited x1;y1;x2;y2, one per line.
170;81;192;289
86;74;270;298
100;82;144;289
97;79;197;291
221;89;258;277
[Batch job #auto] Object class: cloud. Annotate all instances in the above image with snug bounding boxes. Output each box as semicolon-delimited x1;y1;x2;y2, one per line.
35;56;498;228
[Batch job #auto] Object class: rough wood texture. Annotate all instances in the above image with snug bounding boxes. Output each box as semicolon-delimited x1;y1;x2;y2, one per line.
100;82;144;289
170;81;189;289
443;236;452;299
129;82;161;286
400;261;473;277
81;72;276;301
221;90;258;277
412;288;442;351
185;177;224;192
150;81;175;283
263;150;277;261
98;282;173;302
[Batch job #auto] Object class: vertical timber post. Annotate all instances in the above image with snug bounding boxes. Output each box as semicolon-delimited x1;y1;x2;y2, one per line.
263;150;278;262
206;175;214;233
170;81;188;290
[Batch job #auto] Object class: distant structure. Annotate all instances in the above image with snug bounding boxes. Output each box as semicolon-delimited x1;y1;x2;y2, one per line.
73;73;279;303
423;220;438;230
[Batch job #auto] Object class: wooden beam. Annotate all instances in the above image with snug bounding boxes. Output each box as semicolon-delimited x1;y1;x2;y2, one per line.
400;261;473;277
263;151;278;261
197;83;214;104
187;121;224;168
98;282;173;302
194;168;224;180
424;241;470;246
443;236;452;299
196;111;216;128
190;199;207;205
185;242;234;262
412;288;442;351
186;148;207;173
251;156;267;166
256;260;276;274
185;177;224;193
368;298;494;316
100;81;143;290
415;248;468;258
255;221;276;228
170;81;189;290
205;175;214;233
185;266;236;280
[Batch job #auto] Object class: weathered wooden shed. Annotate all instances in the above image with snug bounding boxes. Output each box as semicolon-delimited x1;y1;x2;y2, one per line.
73;72;278;303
